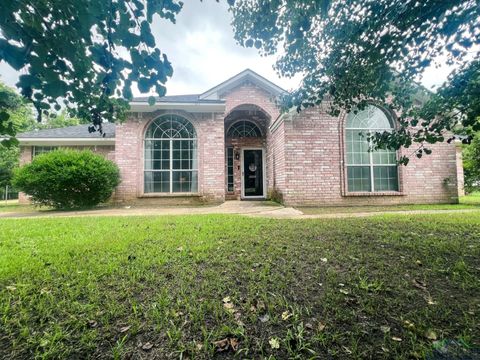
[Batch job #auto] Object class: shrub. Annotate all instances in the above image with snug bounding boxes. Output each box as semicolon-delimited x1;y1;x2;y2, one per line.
13;149;120;209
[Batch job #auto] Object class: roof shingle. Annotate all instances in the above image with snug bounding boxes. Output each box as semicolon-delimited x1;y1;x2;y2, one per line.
17;123;116;139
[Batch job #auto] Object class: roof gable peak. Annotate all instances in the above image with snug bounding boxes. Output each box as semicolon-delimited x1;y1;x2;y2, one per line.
199;69;286;100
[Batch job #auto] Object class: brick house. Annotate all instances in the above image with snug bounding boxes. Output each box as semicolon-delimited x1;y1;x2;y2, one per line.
17;69;463;206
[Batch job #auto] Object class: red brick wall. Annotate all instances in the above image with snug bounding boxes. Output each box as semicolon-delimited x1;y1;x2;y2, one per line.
271;106;459;206
114;110;225;203
222;82;280;120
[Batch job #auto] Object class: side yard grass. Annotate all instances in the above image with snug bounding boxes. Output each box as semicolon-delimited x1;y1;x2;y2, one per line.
0;214;479;359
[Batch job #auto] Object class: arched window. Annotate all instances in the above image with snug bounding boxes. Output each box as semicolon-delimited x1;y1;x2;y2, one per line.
345;105;398;192
144;115;197;193
227;120;262;138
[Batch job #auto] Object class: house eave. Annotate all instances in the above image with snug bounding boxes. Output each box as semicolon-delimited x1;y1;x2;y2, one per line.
129;102;226;113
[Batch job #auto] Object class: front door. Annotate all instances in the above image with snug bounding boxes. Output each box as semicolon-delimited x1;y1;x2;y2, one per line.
242;149;264;198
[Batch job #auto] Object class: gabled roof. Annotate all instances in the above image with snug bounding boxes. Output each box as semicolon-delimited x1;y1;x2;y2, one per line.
16;123;116;146
17;123;116;139
128;69;285;112
199;69;286;100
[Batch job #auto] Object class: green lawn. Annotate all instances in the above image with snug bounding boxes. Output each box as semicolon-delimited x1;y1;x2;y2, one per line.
298;192;480;215
1;214;479;359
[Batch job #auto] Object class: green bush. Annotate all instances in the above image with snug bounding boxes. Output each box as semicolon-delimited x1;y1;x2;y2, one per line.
13;149;120;209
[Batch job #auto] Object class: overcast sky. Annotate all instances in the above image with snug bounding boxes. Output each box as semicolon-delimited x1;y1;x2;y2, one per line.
0;0;454;96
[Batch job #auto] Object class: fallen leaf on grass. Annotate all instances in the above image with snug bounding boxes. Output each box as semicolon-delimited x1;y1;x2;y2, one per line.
224;302;234;310
425;330;437;340
339;289;350;295
281;311;292;321
403;320;415;329
380;326;390;333
229;338;239;351
320;258;328;263
141;342;153;351
391;336;402;342
222;296;231;303
259;314;270;323
213;337;239;352
425;296;437;305
176;246;183;251
343;346;352;354
5;286;16;291
119;325;131;333
87;320;98;328
318;322;326;331
269;337;280;349
412;279;427;291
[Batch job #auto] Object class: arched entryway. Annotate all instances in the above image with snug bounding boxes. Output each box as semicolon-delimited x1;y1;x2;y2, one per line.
224;104;271;199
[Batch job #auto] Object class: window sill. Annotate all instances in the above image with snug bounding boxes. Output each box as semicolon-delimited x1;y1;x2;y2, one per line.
344;191;405;197
140;193;201;198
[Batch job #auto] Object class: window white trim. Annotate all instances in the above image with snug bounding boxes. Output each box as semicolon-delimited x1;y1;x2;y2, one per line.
345;106;399;193
143;115;198;194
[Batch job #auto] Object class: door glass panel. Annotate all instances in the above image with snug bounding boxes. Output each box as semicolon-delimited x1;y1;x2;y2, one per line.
243;150;263;197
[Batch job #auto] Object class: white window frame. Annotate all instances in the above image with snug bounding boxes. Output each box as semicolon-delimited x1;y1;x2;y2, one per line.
345;106;399;193
143;115;198;194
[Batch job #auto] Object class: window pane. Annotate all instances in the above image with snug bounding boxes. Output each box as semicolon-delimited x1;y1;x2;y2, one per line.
347;166;371;192
172;171;198;193
33;146;58;157
372;149;396;165
227;120;262;138
144;171;170;193
145;140;169;170
373;166;398;191
346;130;369;165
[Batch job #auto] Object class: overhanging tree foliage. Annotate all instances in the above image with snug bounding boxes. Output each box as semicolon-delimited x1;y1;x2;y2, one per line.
0;0;183;135
463;133;480;193
230;0;480;162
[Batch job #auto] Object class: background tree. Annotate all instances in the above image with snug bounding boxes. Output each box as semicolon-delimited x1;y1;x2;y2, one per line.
230;0;480;162
0;0;183;137
463;133;480;193
0;81;35;190
0;80;87;190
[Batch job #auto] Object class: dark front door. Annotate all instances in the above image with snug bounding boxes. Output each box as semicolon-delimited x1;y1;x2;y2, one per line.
243;149;263;197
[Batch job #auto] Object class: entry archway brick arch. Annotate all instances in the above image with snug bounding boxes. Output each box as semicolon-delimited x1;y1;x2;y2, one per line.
222;82;280;122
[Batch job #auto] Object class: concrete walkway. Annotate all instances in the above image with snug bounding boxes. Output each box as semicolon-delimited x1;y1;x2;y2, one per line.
1;200;479;219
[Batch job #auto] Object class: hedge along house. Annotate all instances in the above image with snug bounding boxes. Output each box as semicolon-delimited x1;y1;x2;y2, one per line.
17;69;463;206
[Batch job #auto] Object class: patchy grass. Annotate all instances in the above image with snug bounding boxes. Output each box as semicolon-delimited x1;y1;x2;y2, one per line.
0;200;37;213
0;214;479;359
298;194;480;215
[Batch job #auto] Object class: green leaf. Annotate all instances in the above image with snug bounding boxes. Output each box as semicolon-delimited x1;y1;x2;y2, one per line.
148;96;156;106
